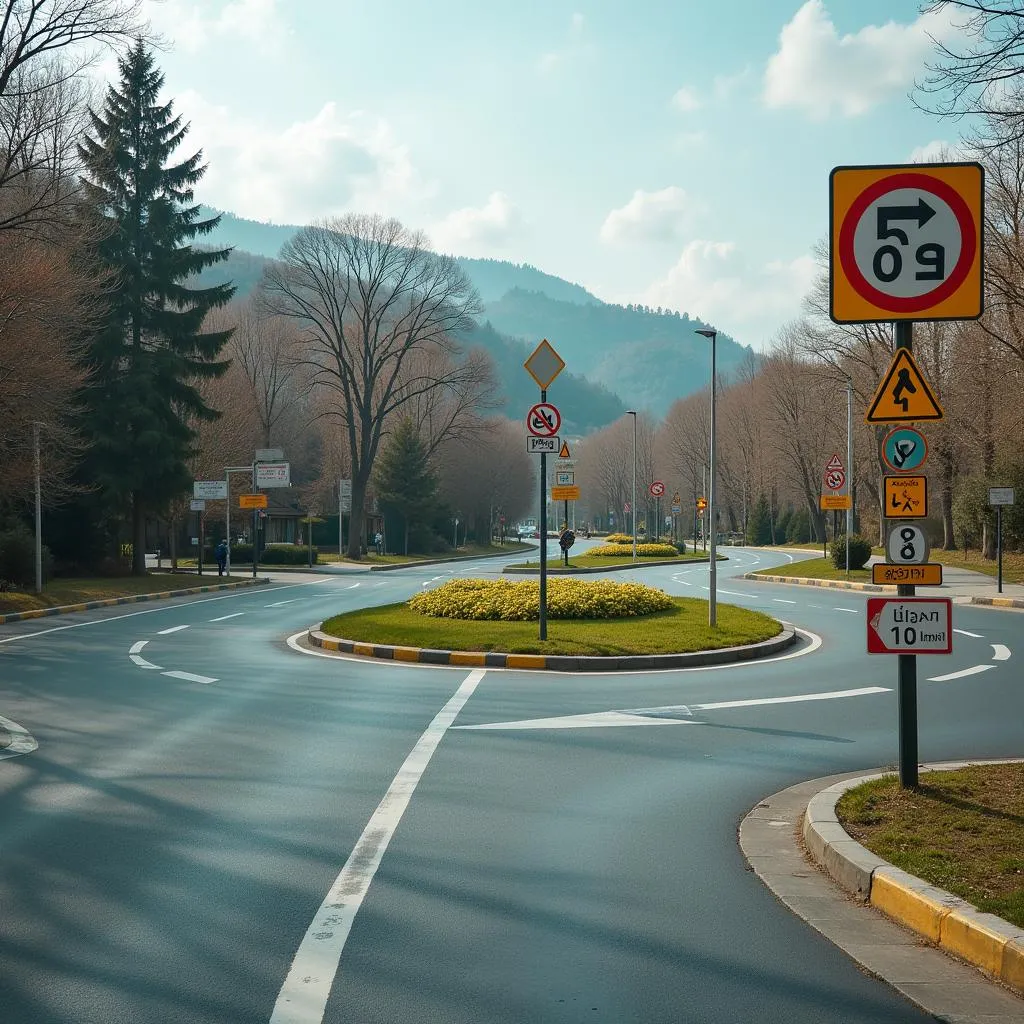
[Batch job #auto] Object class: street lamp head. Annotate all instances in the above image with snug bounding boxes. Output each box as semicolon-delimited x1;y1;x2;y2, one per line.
626;409;636;416
695;328;717;340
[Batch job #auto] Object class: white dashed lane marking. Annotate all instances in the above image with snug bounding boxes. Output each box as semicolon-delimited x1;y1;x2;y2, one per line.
955;628;983;638
209;613;244;622
129;640;162;670
928;664;996;682
157;624;189;635
266;599;301;608
772;599;796;605
992;644;1011;661
162;670;217;685
833;608;859;614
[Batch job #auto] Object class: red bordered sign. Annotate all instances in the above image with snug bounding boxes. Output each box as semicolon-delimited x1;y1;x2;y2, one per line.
527;402;560;437
829;163;983;324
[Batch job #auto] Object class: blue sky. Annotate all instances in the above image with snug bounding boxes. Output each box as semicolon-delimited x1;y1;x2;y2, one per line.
131;0;967;349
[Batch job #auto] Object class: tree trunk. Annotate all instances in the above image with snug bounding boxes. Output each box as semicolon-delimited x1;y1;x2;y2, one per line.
346;472;370;559
404;519;409;556
170;515;179;569
132;492;146;576
939;445;956;550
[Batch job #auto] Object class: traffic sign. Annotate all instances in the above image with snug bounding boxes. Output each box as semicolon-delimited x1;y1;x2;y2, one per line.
830;162;984;323
524;339;566;389
194;479;228;500
881;426;929;472
825;454;844;472
527;436;559;454
239;493;268;509
256;461;290;488
989;486;1015;506
820;494;852;510
886;523;930;564
527;402;561;436
696;497;707;511
866;349;944;423
555;470;574;486
872;563;943;586
824;468;845;492
558;441;571;459
649;481;665;497
672;492;681;505
190;499;206;512
866;598;952;654
884;475;927;518
671;503;682;514
551;485;580;501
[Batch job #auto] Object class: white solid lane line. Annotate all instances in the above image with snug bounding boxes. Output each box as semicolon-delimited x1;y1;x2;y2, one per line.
162;670;217;685
773;599;796;605
0;714;37;759
833;608;859;614
209;612;244;622
157;624;189;635
270;668;487;1024
928;664;996;682
955;628;983;638
266;599;301;608
992;644;1011;661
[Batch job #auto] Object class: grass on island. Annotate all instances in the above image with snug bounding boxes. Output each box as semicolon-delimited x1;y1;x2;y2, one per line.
512;552;716;570
837;763;1024;929
320;596;781;656
750;556;872;582
0;573;251;614
325;542;533;566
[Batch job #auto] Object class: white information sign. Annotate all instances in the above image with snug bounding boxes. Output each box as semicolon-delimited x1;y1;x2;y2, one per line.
886;523;930;565
867;598;952;654
527;436;559;454
256;462;291;488
339;479;352;513
989;487;1015;506
190;499;206;512
193;480;227;500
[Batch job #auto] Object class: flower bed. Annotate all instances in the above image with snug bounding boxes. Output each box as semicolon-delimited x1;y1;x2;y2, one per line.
407;577;673;620
587;542;679;558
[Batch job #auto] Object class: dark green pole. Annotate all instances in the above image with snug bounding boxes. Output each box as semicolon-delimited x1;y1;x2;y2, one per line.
539;388;547;641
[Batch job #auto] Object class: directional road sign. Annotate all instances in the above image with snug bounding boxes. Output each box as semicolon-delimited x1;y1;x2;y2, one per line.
886;523;929;564
527;402;561;437
527;436;559;454
866;597;952;654
866;349;944;423
830;162;984;323
194;479;228;500
884;475;927;518
524;339;566;389
649;481;665;497
881;426;929;472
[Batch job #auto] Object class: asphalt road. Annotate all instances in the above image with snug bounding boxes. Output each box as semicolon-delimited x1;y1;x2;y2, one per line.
0;545;1018;1023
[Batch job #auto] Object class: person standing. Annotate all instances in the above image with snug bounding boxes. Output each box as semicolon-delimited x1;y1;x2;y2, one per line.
215;539;228;576
374;531;383;555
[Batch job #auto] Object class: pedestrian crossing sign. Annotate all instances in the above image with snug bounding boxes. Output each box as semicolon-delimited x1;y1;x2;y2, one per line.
866;349;944;424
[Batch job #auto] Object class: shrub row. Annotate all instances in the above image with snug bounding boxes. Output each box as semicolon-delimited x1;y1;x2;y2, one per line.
588;542;679;558
0;528;51;587
408;578;673;620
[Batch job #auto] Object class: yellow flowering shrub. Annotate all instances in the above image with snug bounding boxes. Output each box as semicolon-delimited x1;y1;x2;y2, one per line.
408;578;673;620
588;542;679;558
604;533;634;545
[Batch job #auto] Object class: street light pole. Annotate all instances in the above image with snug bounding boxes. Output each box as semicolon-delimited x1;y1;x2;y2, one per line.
627;410;637;561
696;329;718;627
33;422;42;594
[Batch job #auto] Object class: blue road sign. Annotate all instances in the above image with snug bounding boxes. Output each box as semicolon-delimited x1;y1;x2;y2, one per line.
881;426;928;473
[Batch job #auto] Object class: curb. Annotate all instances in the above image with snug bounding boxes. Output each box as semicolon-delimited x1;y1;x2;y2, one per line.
967;596;1024;610
367;547;535;572
304;624;798;672
803;762;1024;998
503;557;712;575
743;572;894;592
0;577;269;624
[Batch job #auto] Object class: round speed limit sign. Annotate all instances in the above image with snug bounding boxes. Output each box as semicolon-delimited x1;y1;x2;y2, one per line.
830;163;983;323
886;523;930;565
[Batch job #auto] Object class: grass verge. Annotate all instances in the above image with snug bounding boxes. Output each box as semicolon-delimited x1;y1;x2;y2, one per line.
320;596;781;656
0;573;250;614
750;556;872;582
929;547;1024;585
837;763;1024;929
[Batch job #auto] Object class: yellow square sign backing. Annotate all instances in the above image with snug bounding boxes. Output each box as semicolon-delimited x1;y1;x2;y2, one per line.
884;475;928;519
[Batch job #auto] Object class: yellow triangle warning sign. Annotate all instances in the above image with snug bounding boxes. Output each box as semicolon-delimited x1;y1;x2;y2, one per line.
865;349;944;424
558;441;571;458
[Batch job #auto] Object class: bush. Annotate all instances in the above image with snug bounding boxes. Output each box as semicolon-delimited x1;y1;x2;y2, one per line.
831;534;872;570
604;533;634;545
0;527;51;587
588;542;678;558
260;544;319;565
408;578;673;620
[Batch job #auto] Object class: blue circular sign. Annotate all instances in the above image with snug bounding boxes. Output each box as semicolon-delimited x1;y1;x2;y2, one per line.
882;427;928;473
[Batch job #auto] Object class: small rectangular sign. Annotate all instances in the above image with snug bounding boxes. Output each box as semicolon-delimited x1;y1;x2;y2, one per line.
189;499;206;512
255;461;290;488
820;494;852;510
527;436;559;454
555;471;574;486
551;485;580;501
872;563;943;586
256;448;284;462
193;479;227;500
884;475;927;519
239;493;268;509
866;597;952;654
989;486;1015;506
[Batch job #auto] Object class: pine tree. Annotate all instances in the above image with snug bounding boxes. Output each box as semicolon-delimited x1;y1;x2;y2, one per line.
77;41;234;574
746;494;773;546
373;419;438;555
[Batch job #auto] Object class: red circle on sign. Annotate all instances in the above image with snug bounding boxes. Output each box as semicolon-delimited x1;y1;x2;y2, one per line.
649;481;665;497
527;402;561;436
824;469;845;491
838;172;977;313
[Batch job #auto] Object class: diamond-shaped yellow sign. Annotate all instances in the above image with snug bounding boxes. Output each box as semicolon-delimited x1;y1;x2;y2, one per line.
524;338;565;389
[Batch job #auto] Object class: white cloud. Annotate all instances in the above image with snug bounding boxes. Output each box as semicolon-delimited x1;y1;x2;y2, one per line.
600;187;692;244
430;192;520;255
144;0;287;53
763;0;959;118
539;10;589;74
641;240;818;346
908;139;961;162
671;86;701;112
177;92;427;224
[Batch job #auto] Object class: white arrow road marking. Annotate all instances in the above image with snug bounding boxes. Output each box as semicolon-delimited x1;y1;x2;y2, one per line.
928;664;996;682
955;628;983;638
992;644;1011;661
0;714;37;759
209;612;244;622
128;640;162;670
157;624;189;635
161;670;217;685
455;686;891;731
270;668;487;1024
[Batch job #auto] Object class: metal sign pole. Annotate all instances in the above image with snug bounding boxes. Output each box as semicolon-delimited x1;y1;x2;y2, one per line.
225;472;231;577
539;388;548;641
895;320;918;789
998;505;1004;594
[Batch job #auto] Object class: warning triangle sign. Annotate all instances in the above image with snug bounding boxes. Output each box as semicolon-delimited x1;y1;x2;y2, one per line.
558;441;571;458
865;349;944;424
826;454;843;471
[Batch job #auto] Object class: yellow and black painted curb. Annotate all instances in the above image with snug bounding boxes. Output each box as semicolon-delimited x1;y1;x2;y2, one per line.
0;577;269;625
503;556;711;575
743;572;894;593
305;624;798;672
803;763;1024;998
968;596;1024;610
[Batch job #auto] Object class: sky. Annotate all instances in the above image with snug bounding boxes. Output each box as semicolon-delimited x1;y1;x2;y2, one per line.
121;0;971;350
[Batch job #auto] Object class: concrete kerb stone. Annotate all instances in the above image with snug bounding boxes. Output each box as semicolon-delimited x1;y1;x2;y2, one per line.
367;547;535;572
503;556;718;576
743;572;894;593
803;762;1024;997
968;596;1024;610
0;577;270;625
305;624;799;672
